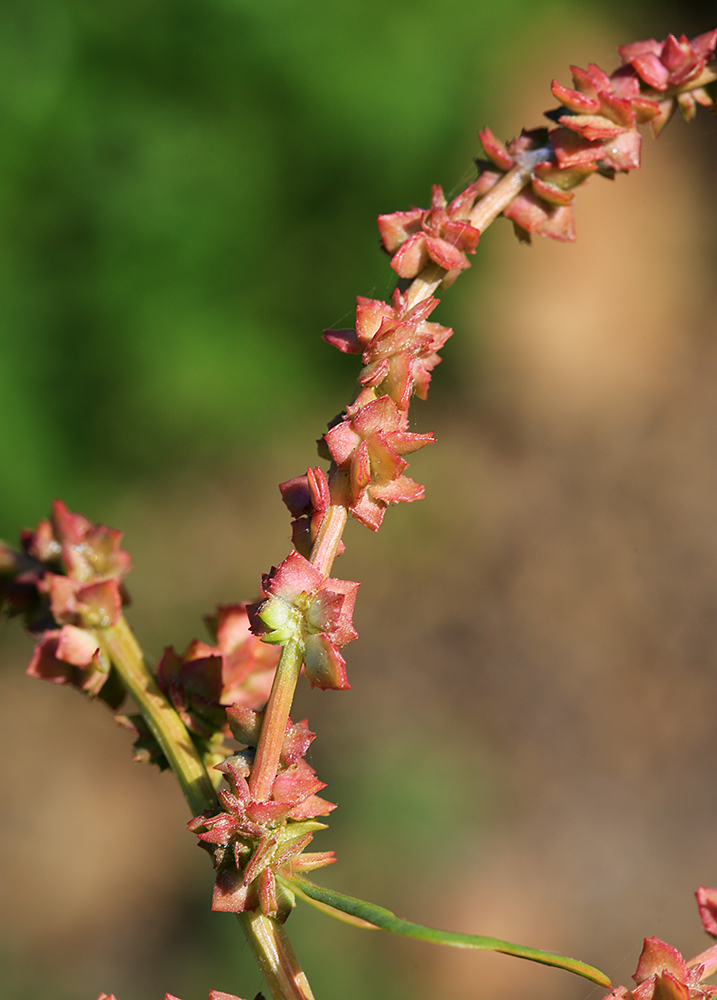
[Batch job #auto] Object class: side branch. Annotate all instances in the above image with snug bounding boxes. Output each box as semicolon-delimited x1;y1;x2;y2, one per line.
99;615;218;816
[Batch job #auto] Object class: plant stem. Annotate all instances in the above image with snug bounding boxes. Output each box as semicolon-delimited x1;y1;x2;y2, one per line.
404;163;532;312
468;162;532;232
238;912;316;1000
249;505;348;802
403;260;447;311
101;616;313;1000
98;615;218;816
249;637;304;802
310;503;348;577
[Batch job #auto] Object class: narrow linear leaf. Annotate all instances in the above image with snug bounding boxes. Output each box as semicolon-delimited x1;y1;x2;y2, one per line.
284;876;612;989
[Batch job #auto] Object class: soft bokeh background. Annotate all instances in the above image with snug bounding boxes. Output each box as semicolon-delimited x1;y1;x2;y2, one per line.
1;1;715;998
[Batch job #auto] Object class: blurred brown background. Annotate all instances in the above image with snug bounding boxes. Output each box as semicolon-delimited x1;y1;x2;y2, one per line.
0;1;715;998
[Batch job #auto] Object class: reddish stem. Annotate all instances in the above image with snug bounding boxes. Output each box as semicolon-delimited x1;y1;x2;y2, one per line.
310;504;348;578
248;637;303;802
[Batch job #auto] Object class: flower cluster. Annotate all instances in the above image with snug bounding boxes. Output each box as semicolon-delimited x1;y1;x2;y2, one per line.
324;289;452;412
249;550;358;690
470;29;716;242
602;887;717;1000
188;713;335;921
619;31;717;130
319;288;445;531
0;500;132;706
156;603;280;739
377;182;482;285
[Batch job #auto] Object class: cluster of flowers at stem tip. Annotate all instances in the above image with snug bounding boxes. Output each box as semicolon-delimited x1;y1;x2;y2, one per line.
0;500;283;760
598;887;717;1000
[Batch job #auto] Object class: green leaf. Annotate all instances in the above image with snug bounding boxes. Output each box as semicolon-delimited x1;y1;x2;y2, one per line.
283;875;612;989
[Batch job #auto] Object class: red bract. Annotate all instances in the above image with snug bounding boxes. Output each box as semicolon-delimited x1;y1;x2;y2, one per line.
601;889;717;1000
156;604;280;740
324;290;452;412
188;720;335;920
698;887;717;938
631;937;717;1000
325;395;435;530
27;624;111;698
690;888;717;981
601;940;717;1000
249;550;358;690
377;182;481;284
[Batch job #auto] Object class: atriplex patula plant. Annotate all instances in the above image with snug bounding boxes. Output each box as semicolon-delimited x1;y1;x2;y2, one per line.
1;27;716;1000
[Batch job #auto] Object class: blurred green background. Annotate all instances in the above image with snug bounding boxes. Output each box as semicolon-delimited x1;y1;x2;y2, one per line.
1;1;716;999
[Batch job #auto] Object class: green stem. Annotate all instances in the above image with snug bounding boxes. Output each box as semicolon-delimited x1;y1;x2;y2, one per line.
249;638;304;802
98;614;218;817
238;912;316;1000
286;877;612;990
